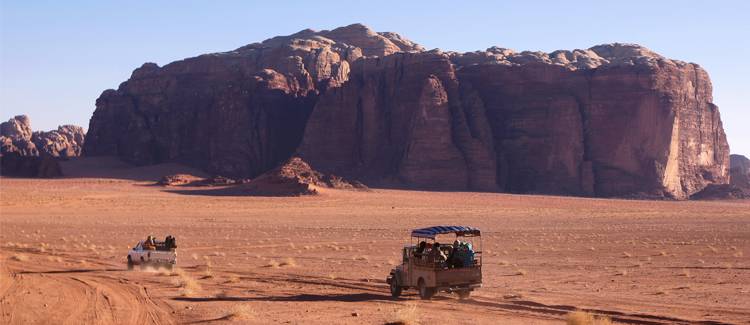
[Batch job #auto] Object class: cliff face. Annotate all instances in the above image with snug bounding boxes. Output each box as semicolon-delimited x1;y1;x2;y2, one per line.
298;52;497;191
300;44;729;199
450;45;729;198
83;24;730;199
83;24;421;178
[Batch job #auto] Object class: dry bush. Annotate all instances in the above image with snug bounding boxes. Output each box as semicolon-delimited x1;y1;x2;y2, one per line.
265;259;280;268
386;303;419;325
615;269;627;276
622;252;632;258
174;269;201;296
224;304;254;320
514;269;527;276
678;269;690;277
280;257;297;267
47;256;63;263
225;274;240;283
566;311;612;325
201;261;214;279
11;254;29;262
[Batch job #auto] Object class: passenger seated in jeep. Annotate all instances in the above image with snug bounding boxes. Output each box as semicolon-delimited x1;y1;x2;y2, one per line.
144;235;156;250
415;241;427;257
429;243;448;267
447;240;476;268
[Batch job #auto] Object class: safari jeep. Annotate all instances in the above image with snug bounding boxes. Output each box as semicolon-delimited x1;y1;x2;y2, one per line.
386;226;482;300
127;235;177;270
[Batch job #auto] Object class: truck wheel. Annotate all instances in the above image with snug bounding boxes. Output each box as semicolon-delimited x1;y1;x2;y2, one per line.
457;290;471;300
418;279;435;300
127;257;134;271
166;263;174;271
389;280;402;298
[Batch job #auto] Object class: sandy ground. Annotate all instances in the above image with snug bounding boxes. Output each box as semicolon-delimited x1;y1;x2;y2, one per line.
1;157;749;324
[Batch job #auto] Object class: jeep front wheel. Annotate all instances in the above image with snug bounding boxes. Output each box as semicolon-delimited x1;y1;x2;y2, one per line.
389;280;402;298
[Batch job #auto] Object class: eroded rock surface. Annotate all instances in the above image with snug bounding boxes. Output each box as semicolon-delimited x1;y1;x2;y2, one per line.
301;43;729;198
1;115;38;156
84;25;730;199
83;24;419;178
0;115;85;158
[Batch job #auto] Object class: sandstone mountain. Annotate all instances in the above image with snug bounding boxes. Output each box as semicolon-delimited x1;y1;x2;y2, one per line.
83;24;730;199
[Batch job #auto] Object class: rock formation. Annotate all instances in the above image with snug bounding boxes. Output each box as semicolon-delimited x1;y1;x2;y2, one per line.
83;24;730;199
83;24;421;178
301;44;729;199
0;115;85;158
689;184;748;200
1;115;38;156
730;154;750;189
1;115;85;177
216;157;366;196
32;125;86;157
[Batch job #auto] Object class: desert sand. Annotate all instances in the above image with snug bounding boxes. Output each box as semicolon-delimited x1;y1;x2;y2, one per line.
1;158;748;324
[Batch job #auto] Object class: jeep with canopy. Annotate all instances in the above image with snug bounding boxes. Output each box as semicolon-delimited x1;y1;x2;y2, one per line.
386;226;482;300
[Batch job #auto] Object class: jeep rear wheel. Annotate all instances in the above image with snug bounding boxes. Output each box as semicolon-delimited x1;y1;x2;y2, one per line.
418;279;435;300
127;256;134;270
457;290;471;300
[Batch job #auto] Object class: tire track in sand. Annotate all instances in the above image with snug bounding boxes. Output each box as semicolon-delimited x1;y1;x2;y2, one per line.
0;252;174;325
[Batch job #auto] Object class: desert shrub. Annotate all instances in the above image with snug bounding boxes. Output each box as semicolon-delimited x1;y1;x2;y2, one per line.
566;311;612;325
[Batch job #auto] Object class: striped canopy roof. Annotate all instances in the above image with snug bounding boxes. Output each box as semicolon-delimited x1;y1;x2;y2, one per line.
410;226;481;239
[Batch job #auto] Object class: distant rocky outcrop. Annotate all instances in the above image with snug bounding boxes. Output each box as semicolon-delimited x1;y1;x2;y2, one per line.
730;154;750;189
1;115;38;156
0;115;85;158
232;157;366;196
1;115;85;177
83;24;730;199
32;125;86;157
689;184;748;200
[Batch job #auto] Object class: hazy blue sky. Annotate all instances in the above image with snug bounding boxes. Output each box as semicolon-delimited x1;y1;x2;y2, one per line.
1;1;748;154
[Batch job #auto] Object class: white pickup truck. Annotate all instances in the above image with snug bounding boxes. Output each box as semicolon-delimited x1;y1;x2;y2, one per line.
127;237;177;270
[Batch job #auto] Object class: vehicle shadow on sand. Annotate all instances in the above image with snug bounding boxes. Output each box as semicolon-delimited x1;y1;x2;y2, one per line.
174;292;394;303
18;268;124;275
